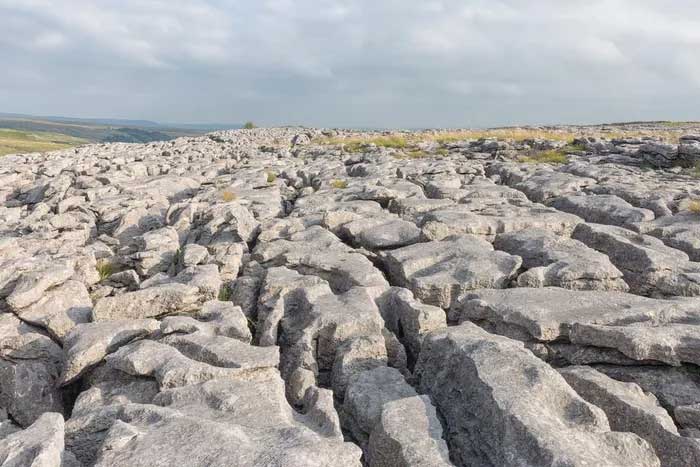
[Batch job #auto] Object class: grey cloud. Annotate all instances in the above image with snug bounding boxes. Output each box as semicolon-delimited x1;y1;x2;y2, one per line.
0;0;699;127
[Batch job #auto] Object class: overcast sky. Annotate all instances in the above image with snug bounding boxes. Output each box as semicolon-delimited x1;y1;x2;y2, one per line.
1;0;699;128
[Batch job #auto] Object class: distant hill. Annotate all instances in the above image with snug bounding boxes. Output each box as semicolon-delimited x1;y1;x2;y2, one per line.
0;113;243;144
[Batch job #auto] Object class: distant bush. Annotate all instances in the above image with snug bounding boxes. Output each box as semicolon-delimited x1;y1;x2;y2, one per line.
520;149;569;165
243;122;256;130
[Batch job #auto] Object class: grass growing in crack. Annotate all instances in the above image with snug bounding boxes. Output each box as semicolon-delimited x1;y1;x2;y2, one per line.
330;179;349;189
96;260;114;281
520;149;569;164
218;286;232;301
266;172;277;183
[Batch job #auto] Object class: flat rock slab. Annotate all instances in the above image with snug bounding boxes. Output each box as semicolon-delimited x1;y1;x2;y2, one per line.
416;322;660;467
59;319;160;386
451;287;691;342
419;203;582;241
645;213;700;262
561;366;700;467
494;228;628;291
573;222;700;297
548;194;655;230
92;283;201;321
570;323;700;367
381;235;522;308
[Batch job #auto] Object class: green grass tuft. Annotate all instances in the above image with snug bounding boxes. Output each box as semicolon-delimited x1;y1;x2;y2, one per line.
266;172;277;183
330;179;349;189
96;260;114;281
218;286;232;301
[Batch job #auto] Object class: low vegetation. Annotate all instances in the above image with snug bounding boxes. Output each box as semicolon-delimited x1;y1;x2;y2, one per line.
330;179;349;189
520;149;569;164
266;172;277;183
687;199;700;214
96;260;114;281
218;286;232;301
0;128;87;156
243;122;256;130
221;190;237;202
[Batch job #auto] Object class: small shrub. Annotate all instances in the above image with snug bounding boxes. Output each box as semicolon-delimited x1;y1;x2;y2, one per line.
218;286;232;301
330;179;348;189
435;148;449;156
687;199;700;214
96;260;114;281
221;190;237;202
520;150;568;165
266;172;277;183
243;122;256;130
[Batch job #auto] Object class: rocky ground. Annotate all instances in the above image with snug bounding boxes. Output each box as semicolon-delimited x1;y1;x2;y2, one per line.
1;123;700;466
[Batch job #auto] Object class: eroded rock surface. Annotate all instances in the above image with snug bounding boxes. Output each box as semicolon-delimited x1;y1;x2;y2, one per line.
3;125;700;466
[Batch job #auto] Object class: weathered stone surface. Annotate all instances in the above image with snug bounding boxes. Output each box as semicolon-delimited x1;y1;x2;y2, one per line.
0;413;68;467
376;287;447;362
105;339;275;389
416;322;660;466
549;194;655;230
11;279;92;341
367;395;453;467
494;229;628;291
381;235;522;308
92;283;201;320
594;365;700;413
573;222;700;296
342;366;418;450
418;202;582;241
7;125;700;464
645;213;700;262
59;319;159;385
0;314;64;427
561;365;700;467
570;322;700;366
451;287;685;342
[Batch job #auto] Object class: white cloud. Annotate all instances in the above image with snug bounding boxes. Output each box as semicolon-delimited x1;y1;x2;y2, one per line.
0;0;699;126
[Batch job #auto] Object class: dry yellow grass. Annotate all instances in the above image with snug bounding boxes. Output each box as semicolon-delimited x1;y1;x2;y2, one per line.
221;190;237;202
316;127;685;148
330;179;348;189
688;199;700;214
